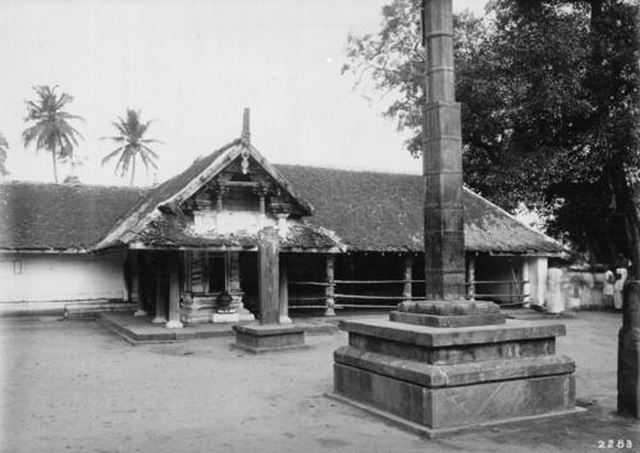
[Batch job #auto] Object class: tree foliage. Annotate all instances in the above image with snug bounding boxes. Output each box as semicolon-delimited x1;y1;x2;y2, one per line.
22;85;83;184
101;109;161;186
343;0;640;266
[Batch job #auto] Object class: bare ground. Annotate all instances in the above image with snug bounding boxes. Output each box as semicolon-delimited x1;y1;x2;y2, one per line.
0;311;638;453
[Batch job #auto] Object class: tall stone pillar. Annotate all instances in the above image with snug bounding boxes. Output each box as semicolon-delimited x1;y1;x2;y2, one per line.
331;0;579;436
422;0;465;300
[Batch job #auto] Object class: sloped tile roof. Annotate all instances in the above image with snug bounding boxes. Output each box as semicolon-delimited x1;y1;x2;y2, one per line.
0;181;146;251
130;214;342;251
0;165;562;255
274;165;563;254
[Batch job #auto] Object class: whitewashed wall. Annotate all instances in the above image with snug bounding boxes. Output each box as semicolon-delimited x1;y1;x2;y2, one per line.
0;251;126;315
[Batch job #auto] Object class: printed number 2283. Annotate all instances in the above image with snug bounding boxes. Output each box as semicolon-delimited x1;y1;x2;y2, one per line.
597;440;633;449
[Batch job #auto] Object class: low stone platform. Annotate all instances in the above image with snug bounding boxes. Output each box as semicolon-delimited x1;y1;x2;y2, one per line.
332;311;581;437
232;324;308;353
98;312;336;345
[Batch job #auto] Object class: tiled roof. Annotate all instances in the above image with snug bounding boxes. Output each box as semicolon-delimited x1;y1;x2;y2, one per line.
274;165;563;254
130;214;343;251
0;165;562;255
0;181;146;251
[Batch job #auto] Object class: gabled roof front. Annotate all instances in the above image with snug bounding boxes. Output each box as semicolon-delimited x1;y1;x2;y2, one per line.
95;112;315;250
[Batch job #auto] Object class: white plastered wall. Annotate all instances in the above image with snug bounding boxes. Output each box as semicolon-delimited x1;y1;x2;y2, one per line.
525;256;548;307
0;250;126;314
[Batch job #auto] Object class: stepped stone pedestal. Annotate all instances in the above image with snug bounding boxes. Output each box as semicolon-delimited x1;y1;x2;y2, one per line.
331;301;580;437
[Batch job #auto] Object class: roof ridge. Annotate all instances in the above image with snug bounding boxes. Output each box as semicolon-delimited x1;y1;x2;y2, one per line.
273;163;421;177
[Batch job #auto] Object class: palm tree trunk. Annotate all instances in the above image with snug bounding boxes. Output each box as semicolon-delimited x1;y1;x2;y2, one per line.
51;150;58;183
130;156;136;186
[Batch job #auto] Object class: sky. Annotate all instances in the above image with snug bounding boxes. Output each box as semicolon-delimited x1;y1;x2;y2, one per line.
0;0;487;186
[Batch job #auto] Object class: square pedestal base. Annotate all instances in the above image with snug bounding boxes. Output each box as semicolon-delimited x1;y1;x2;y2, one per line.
232;324;307;353
333;362;578;436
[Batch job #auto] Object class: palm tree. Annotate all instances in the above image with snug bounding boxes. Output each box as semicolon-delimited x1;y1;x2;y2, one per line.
101;109;161;186
22;85;83;183
0;132;9;177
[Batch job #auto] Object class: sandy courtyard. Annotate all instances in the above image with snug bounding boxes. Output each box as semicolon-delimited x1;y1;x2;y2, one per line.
0;311;638;453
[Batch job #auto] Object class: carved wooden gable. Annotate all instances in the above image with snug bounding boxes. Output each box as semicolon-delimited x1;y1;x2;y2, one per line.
181;154;306;220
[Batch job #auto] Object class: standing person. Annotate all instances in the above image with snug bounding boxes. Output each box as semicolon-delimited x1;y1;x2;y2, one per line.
604;267;615;309
614;254;631;311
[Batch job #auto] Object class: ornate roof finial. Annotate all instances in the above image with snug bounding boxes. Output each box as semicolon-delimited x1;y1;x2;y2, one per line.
241;107;251;145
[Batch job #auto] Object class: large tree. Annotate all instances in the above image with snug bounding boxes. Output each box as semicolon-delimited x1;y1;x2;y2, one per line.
101;109;161;186
22;85;83;183
0;132;8;177
343;0;640;268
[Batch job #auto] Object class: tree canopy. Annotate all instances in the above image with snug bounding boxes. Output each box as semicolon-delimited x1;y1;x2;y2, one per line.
101;109;161;186
343;0;640;267
22;85;83;184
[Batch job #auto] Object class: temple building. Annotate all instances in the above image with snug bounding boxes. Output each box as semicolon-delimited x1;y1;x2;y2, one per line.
0;112;563;322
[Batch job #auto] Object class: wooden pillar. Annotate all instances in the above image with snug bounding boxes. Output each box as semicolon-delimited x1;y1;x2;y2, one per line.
279;257;291;324
325;254;336;317
422;0;465;300
131;250;147;316
522;258;531;305
403;254;413;303
151;257;167;324
467;253;476;300
183;251;192;293
166;253;183;328
258;227;280;324
618;281;640;418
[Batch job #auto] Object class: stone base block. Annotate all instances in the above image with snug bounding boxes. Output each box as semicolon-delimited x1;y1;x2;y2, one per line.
326;392;583;439
212;312;240;324
333;362;576;432
390;310;505;328
232;324;306;353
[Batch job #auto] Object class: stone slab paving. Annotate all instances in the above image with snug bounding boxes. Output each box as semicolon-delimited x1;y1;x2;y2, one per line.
0;311;638;453
98;312;338;345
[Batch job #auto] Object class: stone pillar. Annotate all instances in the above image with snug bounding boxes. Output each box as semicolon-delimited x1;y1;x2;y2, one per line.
467;253;476;300
259;227;280;324
151;258;167;324
166;254;183;329
422;0;465;301
403;254;413;303
325;254;336;317
618;281;640;418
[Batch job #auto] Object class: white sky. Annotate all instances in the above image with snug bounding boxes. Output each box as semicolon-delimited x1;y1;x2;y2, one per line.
0;0;487;186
